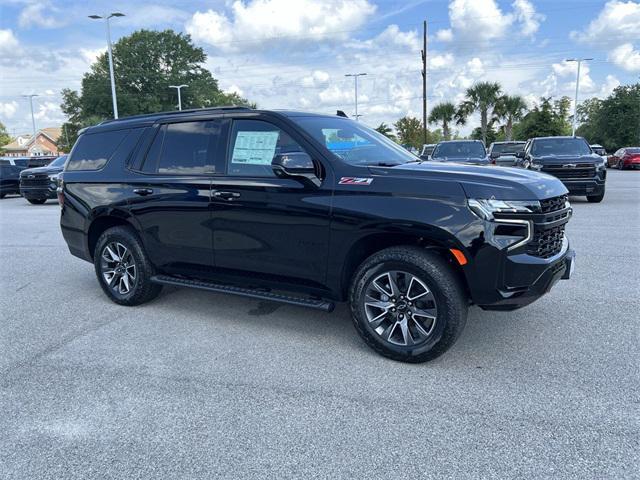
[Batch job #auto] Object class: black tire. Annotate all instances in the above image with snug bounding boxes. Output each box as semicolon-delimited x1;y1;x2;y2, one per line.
94;226;162;306
0;193;6;199
27;198;46;204
587;189;605;203
617;160;624;170
349;246;468;363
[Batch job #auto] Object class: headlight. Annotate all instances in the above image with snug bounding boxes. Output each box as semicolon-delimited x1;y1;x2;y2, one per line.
468;198;536;251
468;198;539;221
48;173;59;181
530;161;543;171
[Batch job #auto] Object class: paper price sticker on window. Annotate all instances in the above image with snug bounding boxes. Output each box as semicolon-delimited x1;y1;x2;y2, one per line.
231;131;279;165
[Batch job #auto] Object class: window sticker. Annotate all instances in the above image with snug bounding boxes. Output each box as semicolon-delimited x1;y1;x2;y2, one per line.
231;131;279;165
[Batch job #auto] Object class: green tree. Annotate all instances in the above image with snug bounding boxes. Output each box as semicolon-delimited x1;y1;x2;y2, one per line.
459;81;502;146
394;116;424;149
60;29;251;146
494;95;528;141
470;125;497;146
576;84;640;151
374;122;396;140
428;102;463;140
514;97;572;140
0;121;12;149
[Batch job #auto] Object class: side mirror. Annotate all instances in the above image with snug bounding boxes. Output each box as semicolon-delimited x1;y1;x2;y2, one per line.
272;152;320;186
515;151;525;159
490;152;499;159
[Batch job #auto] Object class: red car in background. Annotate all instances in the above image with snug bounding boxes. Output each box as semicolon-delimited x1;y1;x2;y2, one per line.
608;148;640;169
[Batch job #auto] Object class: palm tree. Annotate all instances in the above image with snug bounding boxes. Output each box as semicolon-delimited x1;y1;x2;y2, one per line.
459;81;502;145
495;95;528;141
428;102;462;140
374;122;394;139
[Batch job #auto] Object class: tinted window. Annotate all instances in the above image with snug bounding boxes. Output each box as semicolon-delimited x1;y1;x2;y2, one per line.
142;121;219;174
67;129;130;171
492;143;524;155
432;142;486;159
626;148;640;154
227;120;305;177
531;138;591;156
294;116;415;166
49;155;68;167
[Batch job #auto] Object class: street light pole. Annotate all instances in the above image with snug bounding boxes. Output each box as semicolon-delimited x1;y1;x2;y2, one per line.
345;73;367;121
566;58;592;137
21;94;38;137
169;84;188;110
89;12;125;119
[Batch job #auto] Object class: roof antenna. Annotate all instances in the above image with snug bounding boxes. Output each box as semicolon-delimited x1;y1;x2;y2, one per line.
336;110;348;118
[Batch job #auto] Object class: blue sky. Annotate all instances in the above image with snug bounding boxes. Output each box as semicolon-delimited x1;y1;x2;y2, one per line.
1;0;638;136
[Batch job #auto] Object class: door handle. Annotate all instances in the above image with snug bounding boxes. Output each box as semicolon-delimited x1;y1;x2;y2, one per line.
133;188;154;196
213;191;241;200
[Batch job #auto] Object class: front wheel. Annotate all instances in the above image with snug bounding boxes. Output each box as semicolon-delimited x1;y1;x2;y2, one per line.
587;190;605;203
617;161;624;170
349;247;468;363
27;198;46;204
94;226;162;306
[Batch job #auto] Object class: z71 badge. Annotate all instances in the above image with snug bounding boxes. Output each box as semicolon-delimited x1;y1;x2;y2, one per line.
339;177;373;185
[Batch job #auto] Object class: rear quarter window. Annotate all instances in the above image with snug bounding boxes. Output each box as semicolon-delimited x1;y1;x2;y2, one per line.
66;128;139;171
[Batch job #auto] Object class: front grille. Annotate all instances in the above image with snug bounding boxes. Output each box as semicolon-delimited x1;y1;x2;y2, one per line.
20;174;49;187
527;223;566;259
541;164;595;180
540;194;567;213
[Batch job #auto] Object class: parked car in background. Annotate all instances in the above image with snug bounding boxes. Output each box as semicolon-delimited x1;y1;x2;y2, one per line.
607;148;640;170
430;140;490;165
518;136;606;202
19;155;68;204
0;159;23;198
590;144;607;157
419;143;436;160
59;107;575;363
488;141;525;167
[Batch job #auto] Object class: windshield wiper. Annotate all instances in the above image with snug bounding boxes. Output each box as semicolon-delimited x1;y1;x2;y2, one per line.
366;162;403;167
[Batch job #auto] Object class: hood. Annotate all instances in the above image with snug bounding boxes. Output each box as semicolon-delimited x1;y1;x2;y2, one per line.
378;161;568;200
20;165;63;177
532;153;602;165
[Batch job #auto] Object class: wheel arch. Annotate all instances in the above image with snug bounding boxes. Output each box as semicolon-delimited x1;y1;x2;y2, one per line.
338;229;471;301
86;211;140;260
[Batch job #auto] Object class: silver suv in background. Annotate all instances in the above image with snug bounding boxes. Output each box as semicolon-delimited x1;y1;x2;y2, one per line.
488;141;526;167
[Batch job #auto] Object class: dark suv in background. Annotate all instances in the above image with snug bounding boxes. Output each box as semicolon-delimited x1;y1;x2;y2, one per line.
430;140;489;165
59;107;575;363
518;136;606;203
20;155;68;204
488;141;525;167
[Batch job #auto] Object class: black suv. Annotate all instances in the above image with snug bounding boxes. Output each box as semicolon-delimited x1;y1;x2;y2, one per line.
430;140;490;165
19;155;68;204
517;136;606;203
60;107;575;363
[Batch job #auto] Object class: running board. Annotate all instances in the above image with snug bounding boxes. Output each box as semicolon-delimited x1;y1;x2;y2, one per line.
151;275;335;312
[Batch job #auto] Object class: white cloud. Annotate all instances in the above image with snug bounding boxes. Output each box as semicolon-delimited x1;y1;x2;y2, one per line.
512;0;545;37
0;101;19;119
18;3;64;29
609;43;640;72
79;48;106;65
435;29;453;42
599;75;621;96
0;29;19;54
119;6;190;28
466;57;484;76
302;70;330;87
571;1;640;45
429;53;454;70
225;84;244;96
186;0;377;51
33;101;63;125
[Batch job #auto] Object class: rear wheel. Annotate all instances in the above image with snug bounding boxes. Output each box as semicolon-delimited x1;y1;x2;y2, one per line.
94;226;162;306
617;160;624;170
27;198;46;204
349;246;468;363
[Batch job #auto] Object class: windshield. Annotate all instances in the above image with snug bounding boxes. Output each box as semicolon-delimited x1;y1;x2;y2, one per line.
432;142;486;159
49;155;68;167
532;138;591;156
626;148;640;154
293;116;417;166
492;143;524;155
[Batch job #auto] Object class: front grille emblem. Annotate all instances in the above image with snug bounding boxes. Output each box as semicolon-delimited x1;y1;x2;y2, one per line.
562;164;576;168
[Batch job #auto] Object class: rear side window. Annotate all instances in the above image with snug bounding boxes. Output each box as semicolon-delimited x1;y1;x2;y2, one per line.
67;129;131;171
141;121;220;175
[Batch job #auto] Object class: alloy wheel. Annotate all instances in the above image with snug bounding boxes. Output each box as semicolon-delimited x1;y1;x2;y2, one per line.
363;270;438;346
100;242;137;295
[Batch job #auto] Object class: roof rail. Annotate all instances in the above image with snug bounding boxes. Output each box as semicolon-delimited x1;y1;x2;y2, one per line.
99;105;254;125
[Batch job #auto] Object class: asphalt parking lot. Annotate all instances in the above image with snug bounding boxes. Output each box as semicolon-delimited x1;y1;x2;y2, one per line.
0;169;638;479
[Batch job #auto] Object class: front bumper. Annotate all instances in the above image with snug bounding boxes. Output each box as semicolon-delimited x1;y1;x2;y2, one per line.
19;184;58;200
473;237;575;311
562;178;605;196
